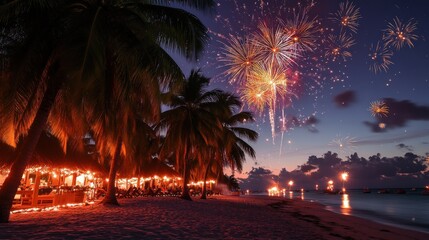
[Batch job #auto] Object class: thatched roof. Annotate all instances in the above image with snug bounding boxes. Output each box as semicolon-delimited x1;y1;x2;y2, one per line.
0;132;104;173
119;157;179;178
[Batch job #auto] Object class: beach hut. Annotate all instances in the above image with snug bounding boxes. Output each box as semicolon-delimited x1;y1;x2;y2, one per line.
116;157;181;195
0;132;106;209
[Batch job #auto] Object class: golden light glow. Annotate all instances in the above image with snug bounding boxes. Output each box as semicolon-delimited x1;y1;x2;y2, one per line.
10;202;95;215
327;180;334;191
341;194;351;215
268;186;280;196
341;172;348;181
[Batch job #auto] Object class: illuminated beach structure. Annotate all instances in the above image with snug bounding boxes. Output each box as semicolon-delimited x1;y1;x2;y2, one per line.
0;134;104;208
0;131;227;213
0;133;202;211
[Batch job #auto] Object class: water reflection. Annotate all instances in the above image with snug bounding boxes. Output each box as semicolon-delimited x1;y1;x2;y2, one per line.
341;194;351;215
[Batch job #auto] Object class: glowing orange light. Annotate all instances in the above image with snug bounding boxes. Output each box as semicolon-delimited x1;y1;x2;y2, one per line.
341;172;348;181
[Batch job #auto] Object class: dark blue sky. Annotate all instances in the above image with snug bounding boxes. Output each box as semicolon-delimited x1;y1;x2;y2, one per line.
174;0;429;175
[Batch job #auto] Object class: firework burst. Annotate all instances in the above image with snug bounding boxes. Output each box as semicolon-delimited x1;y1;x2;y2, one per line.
221;36;259;84
368;41;394;73
329;136;358;153
330;0;361;33
281;9;319;53
383;17;418;50
243;63;288;110
325;33;355;61
369;101;389;117
242;63;290;142
252;22;298;68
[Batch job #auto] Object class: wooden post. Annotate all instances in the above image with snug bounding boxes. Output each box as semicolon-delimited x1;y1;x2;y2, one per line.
72;172;77;186
31;171;41;206
56;170;61;186
24;171;31;187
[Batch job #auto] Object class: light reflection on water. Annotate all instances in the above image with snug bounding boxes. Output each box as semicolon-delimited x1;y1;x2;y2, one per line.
266;189;429;234
340;194;351;215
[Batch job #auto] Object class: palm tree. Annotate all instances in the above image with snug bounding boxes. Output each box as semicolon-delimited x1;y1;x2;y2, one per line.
200;93;258;199
0;0;213;222
52;0;215;205
0;0;72;223
158;70;224;200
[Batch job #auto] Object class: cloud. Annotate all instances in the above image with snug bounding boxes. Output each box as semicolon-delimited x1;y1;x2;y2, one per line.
333;90;356;108
354;129;429;146
287;115;320;133
365;98;429;132
396;143;413;151
304;116;319;133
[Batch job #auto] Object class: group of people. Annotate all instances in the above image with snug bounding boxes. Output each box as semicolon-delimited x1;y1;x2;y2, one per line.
95;184;218;199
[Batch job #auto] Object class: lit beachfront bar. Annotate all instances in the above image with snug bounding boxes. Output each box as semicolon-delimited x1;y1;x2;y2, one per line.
0;166;101;209
1;166;219;212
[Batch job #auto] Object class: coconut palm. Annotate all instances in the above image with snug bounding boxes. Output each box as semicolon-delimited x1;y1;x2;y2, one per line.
158;70;224;200
200;93;258;199
0;0;213;222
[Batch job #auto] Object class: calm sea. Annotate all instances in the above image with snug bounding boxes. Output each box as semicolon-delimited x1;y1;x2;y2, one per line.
262;189;429;234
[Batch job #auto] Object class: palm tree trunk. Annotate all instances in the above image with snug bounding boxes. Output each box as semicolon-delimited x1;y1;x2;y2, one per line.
101;137;122;206
200;158;213;200
0;75;61;223
180;159;192;201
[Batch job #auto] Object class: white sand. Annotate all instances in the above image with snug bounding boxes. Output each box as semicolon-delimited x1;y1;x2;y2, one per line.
1;195;428;239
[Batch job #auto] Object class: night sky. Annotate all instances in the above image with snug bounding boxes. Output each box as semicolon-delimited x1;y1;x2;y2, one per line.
175;0;429;176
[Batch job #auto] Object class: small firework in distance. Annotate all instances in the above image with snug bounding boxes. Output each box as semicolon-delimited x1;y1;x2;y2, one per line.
369;101;389;117
383;17;418;50
329;136;357;153
330;1;361;33
369;41;394;73
325;33;355;61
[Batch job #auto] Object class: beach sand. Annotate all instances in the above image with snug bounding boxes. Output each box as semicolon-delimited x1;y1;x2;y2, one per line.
1;195;428;239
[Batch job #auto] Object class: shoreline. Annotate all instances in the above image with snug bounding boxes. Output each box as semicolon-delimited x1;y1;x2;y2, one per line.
1;195;428;239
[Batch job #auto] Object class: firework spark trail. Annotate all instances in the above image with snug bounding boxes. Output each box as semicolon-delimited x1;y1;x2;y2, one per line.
369;41;394;73
244;62;289;143
279;108;287;156
383;17;418;50
269;103;276;144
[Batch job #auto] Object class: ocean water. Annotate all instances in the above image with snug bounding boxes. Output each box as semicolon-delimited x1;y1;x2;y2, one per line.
274;189;429;234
